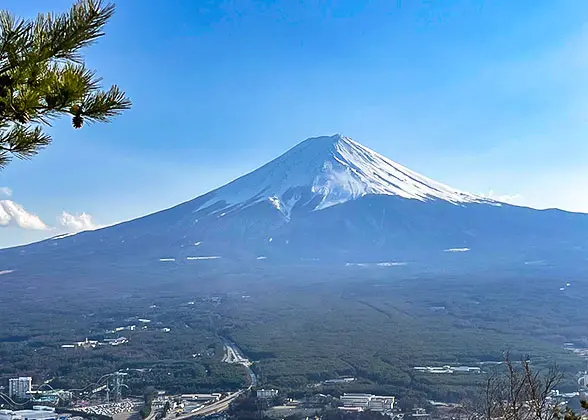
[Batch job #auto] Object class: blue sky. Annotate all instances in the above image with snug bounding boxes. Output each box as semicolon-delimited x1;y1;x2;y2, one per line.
2;0;588;248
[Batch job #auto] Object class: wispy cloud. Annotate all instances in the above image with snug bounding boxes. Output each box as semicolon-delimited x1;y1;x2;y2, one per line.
59;211;100;233
0;187;12;197
0;200;49;230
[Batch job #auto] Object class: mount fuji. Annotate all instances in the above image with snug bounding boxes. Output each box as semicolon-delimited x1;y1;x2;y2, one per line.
2;134;588;274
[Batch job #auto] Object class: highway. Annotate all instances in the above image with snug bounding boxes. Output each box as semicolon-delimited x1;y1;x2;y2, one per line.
221;339;257;388
186;390;244;418
171;390;244;419
171;339;256;418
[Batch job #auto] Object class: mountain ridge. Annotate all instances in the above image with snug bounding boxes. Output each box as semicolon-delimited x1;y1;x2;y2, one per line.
1;134;588;275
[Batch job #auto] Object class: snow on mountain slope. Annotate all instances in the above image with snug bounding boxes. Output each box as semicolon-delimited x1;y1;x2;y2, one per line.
196;134;492;219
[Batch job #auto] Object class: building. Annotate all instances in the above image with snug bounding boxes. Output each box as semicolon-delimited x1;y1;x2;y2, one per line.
452;366;481;373
74;338;98;349
256;389;279;399
414;365;480;374
340;393;395;412
181;394;222;403
8;377;32;400
339;407;364;413
323;377;356;385
102;337;128;346
340;394;373;409
0;406;69;420
368;396;395;412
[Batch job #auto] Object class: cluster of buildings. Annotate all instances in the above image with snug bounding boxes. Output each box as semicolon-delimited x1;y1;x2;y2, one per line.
340;393;396;413
109;325;136;333
60;337;129;349
0;406;69;420
103;337;129;346
413;365;481;374
61;320;173;351
106;321;170;334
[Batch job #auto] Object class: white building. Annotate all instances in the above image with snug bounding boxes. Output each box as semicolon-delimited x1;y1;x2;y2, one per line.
368;396;395;412
256;389;279;399
340;393;373;409
8;377;32;399
340;393;395;412
74;338;98;348
181;394;221;403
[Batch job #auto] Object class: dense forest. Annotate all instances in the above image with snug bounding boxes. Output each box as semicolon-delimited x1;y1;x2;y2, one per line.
1;264;586;401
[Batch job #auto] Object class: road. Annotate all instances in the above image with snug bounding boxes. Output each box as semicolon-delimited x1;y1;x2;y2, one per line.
221;338;257;387
172;391;245;419
171;339;257;418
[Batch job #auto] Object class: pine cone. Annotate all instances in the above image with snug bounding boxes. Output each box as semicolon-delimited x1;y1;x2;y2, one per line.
72;114;84;128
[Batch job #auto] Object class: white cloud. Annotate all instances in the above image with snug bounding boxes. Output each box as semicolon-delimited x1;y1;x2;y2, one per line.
480;190;525;205
59;211;100;232
0;187;12;197
0;200;49;230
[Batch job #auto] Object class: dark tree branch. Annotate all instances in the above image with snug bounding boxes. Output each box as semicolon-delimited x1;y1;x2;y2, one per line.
0;0;130;170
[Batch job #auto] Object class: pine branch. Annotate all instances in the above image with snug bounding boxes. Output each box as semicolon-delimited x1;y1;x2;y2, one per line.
0;11;31;73
0;123;51;168
38;62;101;113
1;1;114;75
77;84;131;126
33;0;114;63
0;1;130;170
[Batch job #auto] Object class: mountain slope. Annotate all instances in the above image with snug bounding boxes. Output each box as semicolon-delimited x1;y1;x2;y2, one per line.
1;134;588;274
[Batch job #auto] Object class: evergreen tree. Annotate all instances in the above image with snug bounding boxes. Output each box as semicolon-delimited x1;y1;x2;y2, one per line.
0;0;131;169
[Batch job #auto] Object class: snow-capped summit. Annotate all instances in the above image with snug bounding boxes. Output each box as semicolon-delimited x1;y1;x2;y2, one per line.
196;134;490;219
